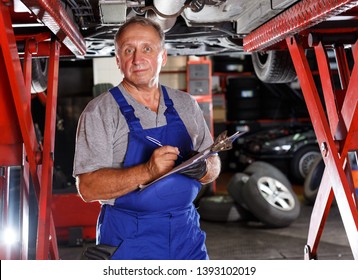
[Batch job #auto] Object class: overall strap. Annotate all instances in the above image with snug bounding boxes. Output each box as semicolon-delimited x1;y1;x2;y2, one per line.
161;85;179;122
109;86;143;131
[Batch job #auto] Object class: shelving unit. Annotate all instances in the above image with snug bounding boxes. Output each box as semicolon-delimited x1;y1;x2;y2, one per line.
186;58;215;192
187;58;213;135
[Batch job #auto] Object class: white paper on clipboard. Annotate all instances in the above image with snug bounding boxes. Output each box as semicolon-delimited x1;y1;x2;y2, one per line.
139;130;246;190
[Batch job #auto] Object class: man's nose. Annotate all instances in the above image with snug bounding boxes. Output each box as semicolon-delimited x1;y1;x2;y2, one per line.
132;49;143;63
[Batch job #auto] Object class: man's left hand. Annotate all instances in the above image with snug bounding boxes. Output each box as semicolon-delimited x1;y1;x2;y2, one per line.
178;159;207;180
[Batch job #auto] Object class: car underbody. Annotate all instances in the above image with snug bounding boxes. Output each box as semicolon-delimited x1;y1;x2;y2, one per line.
12;0;301;57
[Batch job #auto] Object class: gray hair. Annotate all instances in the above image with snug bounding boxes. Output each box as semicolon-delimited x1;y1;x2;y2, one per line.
114;16;165;54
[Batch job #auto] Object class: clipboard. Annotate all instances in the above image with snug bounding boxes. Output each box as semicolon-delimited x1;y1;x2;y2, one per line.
139;130;246;189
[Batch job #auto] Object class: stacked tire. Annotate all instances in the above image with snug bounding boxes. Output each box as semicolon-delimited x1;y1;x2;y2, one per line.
198;161;301;228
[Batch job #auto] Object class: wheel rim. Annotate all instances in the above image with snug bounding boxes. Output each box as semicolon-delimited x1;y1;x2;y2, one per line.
256;176;296;211
298;151;320;178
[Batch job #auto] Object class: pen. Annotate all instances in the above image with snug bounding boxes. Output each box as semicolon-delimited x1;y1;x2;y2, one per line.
146;136;183;158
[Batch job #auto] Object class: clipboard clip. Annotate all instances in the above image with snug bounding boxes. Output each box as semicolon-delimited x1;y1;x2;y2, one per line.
210;130;245;153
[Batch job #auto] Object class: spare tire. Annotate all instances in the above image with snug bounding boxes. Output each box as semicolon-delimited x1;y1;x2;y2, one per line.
197;195;240;223
303;156;324;205
244;161;290;187
241;171;300;228
227;173;257;221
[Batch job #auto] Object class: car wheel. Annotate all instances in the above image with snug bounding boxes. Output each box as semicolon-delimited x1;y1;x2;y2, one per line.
290;145;321;184
303;156;324;205
31;58;48;93
197;195;240;222
227;173;257;221
244;161;290;187
241;171;301;228
251;50;297;84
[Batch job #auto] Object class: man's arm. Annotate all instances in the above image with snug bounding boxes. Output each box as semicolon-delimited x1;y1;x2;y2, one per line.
199;153;221;184
76;145;180;202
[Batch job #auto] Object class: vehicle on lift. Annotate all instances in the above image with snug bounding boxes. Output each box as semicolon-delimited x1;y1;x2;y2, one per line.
14;0;357;90
13;0;304;93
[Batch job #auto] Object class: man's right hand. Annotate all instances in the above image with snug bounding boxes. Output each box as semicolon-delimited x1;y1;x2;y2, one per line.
145;146;180;179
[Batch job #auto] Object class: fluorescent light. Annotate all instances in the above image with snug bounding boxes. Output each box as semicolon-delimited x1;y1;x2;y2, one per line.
2;227;18;246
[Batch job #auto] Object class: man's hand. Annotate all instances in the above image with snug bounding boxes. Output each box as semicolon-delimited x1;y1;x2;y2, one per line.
145;146;180;179
179;159;207;181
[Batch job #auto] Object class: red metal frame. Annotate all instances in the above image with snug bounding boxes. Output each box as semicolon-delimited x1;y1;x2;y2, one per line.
243;0;358;259
1;0;85;259
244;0;358;52
0;4;59;259
2;0;358;260
51;193;100;242
287;35;358;259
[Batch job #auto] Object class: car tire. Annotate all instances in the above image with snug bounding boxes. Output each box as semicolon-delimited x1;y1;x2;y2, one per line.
290;145;321;184
31;58;48;93
227;173;257;221
251;50;297;84
197;195;240;222
241;171;301;228
244;161;290;187
303;156;324;205
193;183;213;207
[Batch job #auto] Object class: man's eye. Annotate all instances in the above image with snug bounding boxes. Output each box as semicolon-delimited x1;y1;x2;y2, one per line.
144;46;152;52
125;49;134;54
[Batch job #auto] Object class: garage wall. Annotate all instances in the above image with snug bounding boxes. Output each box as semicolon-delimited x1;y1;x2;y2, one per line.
159;56;187;90
93;57;123;86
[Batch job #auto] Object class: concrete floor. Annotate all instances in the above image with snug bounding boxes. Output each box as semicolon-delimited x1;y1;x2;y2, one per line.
58;202;353;260
58;172;354;260
201;202;353;260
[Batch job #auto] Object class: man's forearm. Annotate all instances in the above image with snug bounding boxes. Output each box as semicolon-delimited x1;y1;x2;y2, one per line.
76;164;153;202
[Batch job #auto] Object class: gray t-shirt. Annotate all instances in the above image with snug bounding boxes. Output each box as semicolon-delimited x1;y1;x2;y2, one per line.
73;84;213;177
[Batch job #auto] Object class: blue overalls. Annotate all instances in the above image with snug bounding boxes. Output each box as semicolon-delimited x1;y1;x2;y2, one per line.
96;86;208;260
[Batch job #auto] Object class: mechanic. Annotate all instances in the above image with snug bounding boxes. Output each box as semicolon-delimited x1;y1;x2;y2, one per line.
73;16;221;260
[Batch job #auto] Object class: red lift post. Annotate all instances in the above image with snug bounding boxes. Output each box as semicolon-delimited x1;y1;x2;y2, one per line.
244;0;358;259
0;0;85;259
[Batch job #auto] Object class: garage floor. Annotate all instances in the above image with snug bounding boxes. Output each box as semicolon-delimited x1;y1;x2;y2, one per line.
58;172;354;260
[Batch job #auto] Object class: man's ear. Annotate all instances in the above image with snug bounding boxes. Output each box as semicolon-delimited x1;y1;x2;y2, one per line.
115;55;121;69
161;49;168;67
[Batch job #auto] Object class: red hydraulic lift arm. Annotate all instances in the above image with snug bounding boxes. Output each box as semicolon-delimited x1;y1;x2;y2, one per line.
243;0;358;259
244;0;358;52
20;0;86;57
286;35;358;260
0;3;60;260
36;39;61;260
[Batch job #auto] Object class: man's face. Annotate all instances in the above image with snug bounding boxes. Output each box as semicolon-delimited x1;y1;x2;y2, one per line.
115;23;167;88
